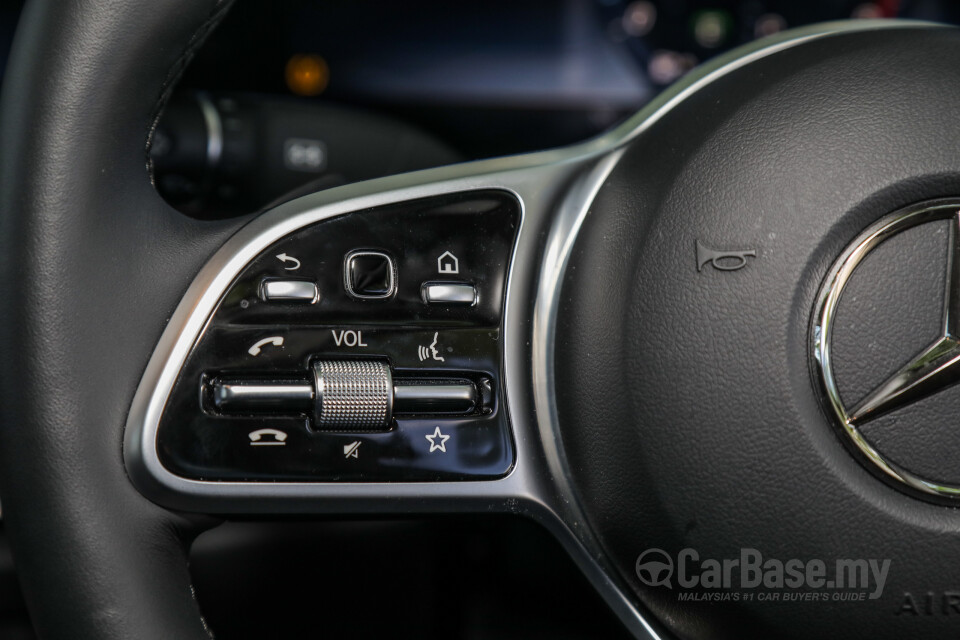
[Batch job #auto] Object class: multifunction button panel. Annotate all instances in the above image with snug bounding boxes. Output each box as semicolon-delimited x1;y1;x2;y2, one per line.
156;190;519;482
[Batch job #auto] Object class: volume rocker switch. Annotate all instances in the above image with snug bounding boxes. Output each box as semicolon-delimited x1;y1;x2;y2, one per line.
208;360;480;431
313;360;393;430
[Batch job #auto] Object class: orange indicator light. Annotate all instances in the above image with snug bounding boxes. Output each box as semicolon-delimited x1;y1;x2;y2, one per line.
285;54;329;96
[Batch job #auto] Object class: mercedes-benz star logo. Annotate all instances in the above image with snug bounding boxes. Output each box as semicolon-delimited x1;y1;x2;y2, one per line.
814;201;960;498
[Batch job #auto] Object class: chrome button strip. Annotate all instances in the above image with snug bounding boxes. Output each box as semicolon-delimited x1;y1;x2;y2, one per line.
260;279;319;302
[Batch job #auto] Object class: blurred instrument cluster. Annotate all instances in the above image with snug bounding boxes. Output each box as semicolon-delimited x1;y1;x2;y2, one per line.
4;0;957;217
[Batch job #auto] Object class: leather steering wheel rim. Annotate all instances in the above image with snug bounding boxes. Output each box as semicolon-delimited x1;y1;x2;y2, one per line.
5;3;960;639
0;1;240;637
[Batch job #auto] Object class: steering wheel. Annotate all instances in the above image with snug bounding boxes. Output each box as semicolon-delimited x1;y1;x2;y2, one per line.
3;1;960;638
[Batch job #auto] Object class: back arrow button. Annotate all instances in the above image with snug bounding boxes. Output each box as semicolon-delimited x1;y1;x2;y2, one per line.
276;253;301;270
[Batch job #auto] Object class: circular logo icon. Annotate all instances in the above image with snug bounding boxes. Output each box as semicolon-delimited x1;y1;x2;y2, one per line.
635;548;674;588
814;199;960;499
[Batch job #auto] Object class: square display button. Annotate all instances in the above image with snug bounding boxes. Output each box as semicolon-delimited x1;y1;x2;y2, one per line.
344;250;396;299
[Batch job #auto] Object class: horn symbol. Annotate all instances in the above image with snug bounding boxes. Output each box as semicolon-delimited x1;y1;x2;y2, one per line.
696;240;757;272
